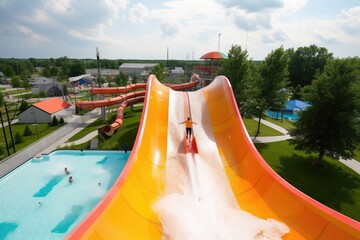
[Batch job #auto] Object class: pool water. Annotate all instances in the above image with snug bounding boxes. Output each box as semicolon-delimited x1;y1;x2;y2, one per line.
0;150;129;240
265;110;300;121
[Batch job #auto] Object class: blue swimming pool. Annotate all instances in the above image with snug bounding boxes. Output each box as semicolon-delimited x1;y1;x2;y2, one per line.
265;110;300;121
0;150;129;239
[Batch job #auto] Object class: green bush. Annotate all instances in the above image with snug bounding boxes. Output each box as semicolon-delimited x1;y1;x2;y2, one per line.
23;125;33;136
59;117;64;124
15;132;23;144
52;116;59;126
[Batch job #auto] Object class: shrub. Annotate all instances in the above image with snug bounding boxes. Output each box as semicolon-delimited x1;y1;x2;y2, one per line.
59;117;64;124
52;116;59;126
23;126;33;136
15;132;23;144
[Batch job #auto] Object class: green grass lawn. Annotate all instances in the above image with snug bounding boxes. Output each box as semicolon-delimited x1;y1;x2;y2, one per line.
0;123;63;160
354;148;360;162
242;117;284;136
255;140;360;221
61;106;143;151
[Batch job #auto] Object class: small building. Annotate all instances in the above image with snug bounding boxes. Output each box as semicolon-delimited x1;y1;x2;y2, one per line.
32;77;63;97
18;97;72;123
119;63;157;76
0;71;9;84
69;74;96;87
86;68;120;80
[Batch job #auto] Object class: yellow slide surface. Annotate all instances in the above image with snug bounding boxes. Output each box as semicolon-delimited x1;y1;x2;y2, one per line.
67;75;360;239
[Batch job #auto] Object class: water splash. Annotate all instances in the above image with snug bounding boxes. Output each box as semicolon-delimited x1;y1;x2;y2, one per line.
153;154;289;240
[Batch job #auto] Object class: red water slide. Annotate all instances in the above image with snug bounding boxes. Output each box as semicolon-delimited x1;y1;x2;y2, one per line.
76;77;199;109
76;76;199;135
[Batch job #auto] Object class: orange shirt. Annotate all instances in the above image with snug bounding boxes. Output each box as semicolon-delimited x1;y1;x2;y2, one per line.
185;120;192;128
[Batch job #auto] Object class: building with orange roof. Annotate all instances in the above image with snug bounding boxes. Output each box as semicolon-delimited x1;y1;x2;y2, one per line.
18;97;73;123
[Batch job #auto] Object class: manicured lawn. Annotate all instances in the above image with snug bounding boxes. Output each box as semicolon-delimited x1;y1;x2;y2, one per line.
62;106;143;151
255;140;360;222
354;148;360;162
242;117;284;136
98;106;143;150
67;118;107;142
0;123;63;160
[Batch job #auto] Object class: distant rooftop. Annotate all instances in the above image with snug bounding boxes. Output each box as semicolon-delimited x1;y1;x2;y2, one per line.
119;63;157;69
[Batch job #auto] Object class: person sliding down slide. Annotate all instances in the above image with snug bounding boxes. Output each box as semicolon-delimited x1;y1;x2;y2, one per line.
179;117;197;143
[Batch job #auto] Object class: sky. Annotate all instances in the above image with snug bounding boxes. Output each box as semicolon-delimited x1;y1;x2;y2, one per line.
0;0;359;60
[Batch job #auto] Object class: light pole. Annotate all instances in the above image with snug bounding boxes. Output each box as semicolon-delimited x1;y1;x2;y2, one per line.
31;111;40;140
218;33;221;52
0;111;10;156
4;102;15;153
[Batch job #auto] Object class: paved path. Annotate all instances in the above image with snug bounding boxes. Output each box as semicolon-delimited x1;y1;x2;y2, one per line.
61;130;99;148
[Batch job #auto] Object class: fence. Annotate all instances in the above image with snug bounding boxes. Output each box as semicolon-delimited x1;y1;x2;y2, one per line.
0;109;100;178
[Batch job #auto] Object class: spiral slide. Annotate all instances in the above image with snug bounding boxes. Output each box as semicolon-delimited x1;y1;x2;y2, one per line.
67;75;360;239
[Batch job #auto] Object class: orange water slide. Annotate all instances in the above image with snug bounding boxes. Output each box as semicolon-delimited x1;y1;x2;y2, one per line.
66;75;360;239
90;81;199;95
103;96;144;136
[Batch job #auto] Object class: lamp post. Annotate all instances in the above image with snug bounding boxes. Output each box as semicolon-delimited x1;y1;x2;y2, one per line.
4;102;15;153
0;111;10;156
218;33;221;52
31;111;40;139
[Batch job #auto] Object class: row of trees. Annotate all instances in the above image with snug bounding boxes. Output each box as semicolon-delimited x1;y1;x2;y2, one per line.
220;44;360;166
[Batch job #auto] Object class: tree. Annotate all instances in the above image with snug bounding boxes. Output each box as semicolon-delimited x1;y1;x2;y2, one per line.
289;57;360;167
151;64;166;82
11;76;21;88
0;91;4;107
254;46;289;136
68;60;85;77
288;45;333;88
291;84;302;100
52;116;59;126
220;45;251;111
115;71;128;86
19;101;29;112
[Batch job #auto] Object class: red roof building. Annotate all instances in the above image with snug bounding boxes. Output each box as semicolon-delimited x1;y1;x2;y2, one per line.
18;98;73;123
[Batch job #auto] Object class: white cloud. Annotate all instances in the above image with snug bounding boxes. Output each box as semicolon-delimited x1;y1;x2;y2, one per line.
160;21;180;37
337;6;360;36
129;3;148;23
44;0;72;14
68;25;123;45
104;0;129;18
14;23;48;42
231;9;272;31
216;0;284;12
262;29;288;43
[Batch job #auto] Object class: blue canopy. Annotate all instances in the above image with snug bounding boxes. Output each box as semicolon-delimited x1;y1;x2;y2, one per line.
285;100;310;111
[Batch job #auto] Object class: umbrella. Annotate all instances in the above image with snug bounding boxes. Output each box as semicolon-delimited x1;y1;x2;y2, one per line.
200;51;227;59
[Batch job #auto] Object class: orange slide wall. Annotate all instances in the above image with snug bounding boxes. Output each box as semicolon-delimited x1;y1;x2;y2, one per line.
66;75;360;239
